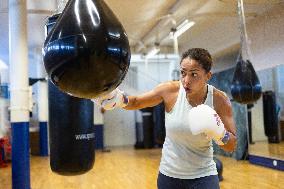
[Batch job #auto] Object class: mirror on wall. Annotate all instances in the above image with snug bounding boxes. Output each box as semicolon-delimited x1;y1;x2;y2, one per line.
248;65;284;162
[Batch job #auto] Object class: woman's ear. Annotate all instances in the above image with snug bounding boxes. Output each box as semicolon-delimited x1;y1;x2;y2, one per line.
206;71;212;81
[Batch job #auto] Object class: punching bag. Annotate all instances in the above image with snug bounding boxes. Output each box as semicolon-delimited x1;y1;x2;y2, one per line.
43;0;131;99
262;91;280;143
49;82;95;175
140;107;154;149
45;14;95;176
230;53;262;104
153;103;166;145
230;0;261;104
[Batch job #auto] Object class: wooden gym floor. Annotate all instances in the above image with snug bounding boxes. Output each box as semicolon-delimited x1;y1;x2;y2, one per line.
0;147;284;189
249;141;284;160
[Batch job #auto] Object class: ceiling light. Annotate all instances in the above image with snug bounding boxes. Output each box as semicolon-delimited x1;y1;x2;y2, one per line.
169;19;195;39
145;44;160;59
0;59;8;70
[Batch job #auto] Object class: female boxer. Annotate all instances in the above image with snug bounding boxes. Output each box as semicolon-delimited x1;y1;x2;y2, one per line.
94;48;237;189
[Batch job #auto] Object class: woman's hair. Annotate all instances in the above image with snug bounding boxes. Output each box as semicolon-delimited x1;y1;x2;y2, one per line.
180;48;213;73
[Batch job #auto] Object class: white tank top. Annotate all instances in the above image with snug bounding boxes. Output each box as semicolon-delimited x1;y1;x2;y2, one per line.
159;82;218;179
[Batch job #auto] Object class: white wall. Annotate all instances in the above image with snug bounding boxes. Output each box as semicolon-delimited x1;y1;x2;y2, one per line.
132;60;173;92
247;4;284;71
211;4;284;74
212;47;239;73
103;55;175;147
103;109;136;147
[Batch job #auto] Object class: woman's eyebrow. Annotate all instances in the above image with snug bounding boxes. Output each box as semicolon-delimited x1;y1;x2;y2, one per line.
180;68;200;72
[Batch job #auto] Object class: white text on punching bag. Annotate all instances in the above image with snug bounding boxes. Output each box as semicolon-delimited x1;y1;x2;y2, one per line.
75;133;95;140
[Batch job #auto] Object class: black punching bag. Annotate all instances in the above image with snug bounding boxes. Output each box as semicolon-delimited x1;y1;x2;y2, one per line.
141;107;154;149
263;91;280;143
153;103;166;145
231;0;262;104
43;0;131;99
230;53;262;104
49;82;95;175
45;14;95;176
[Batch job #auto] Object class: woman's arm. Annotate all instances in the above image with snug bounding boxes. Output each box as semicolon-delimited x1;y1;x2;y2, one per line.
124;83;167;110
214;91;237;152
94;82;174;111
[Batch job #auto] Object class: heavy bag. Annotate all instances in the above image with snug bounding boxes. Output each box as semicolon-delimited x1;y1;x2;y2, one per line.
230;53;262;104
45;14;95;176
140;107;154;149
153;103;166;145
43;0;131;99
49;81;95;175
263;91;280;143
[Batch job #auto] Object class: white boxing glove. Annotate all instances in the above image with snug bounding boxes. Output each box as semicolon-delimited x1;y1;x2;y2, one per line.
188;104;228;145
92;88;129;110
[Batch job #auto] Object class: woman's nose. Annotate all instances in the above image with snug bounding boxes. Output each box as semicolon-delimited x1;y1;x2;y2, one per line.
183;75;192;85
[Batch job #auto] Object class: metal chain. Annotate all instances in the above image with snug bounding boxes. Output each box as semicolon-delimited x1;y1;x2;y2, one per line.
55;0;68;13
237;0;252;60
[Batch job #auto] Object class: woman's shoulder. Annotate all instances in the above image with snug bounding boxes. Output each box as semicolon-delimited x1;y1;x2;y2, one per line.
212;87;232;110
156;81;180;112
156;80;180;93
212;87;227;99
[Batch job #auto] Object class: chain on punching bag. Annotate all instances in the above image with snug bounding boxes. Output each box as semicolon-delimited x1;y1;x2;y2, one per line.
230;0;262;104
45;13;95;176
43;0;131;99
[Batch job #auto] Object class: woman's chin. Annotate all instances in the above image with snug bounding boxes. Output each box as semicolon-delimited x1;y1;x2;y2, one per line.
185;89;192;94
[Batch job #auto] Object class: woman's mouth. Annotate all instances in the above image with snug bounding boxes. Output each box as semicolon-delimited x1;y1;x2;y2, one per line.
184;87;191;93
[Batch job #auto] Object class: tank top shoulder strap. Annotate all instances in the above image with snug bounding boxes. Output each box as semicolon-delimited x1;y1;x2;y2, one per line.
206;84;214;108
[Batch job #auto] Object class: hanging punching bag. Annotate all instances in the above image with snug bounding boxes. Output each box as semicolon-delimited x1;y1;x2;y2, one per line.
230;53;262;104
43;0;131;99
49;82;95;175
230;0;262;104
45;14;95;176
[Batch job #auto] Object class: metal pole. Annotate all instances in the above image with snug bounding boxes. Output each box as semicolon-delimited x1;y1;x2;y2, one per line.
9;0;30;188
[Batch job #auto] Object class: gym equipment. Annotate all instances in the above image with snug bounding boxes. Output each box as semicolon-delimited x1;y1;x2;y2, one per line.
45;13;95;176
231;0;261;104
141;107;154;148
263;91;280;143
43;0;131;99
49;81;95;175
231;54;262;104
153;103;166;145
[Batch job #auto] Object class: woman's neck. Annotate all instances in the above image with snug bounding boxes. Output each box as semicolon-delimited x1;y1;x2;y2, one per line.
187;85;208;107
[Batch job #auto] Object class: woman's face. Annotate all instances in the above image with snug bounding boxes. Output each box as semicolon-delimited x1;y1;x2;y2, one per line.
180;58;211;96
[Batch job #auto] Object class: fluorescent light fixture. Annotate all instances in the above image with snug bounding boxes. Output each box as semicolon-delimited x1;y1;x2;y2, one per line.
145;46;160;59
0;59;8;70
169;19;195;39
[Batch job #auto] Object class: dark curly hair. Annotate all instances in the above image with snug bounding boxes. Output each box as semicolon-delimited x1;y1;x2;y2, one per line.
180;48;213;73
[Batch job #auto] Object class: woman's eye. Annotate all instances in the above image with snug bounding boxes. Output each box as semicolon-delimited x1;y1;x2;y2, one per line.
180;71;186;76
192;73;198;77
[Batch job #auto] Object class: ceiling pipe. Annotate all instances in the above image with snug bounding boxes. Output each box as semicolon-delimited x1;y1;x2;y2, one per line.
133;0;182;52
134;0;210;53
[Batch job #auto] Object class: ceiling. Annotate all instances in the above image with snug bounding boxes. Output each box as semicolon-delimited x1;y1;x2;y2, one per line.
0;0;283;65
